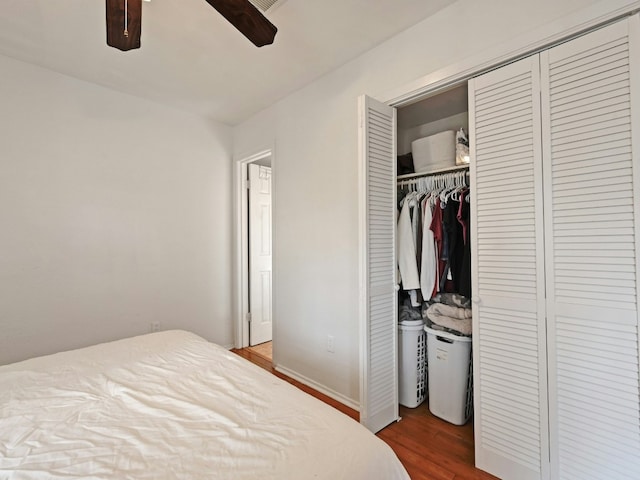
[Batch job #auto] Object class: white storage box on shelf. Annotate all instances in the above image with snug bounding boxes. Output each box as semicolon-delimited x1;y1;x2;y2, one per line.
424;326;473;425
398;319;427;408
411;130;456;173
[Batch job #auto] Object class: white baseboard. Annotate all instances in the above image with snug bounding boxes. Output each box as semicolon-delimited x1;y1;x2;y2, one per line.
275;364;360;412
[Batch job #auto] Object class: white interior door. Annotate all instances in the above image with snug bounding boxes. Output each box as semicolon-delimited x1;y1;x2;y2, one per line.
248;164;273;346
358;94;398;433
469;55;549;480
541;17;640;480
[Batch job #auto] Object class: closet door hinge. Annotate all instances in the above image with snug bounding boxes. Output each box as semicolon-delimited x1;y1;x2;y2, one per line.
246;180;251;190
246;312;252;323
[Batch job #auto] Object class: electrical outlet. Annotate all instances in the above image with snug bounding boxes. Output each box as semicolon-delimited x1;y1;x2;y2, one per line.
150;322;161;333
327;335;335;353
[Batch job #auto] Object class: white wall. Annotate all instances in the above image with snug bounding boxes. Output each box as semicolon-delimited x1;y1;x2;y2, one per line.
0;55;233;365
233;0;613;405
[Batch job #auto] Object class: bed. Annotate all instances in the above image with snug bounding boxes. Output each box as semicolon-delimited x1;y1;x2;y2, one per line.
0;330;409;479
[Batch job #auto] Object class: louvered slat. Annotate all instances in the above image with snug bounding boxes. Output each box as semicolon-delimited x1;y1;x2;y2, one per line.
359;96;398;434
541;18;640;480
470;55;549;480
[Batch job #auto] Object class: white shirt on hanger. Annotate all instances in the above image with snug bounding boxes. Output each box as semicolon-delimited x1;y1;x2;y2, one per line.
420;196;436;301
397;194;420;291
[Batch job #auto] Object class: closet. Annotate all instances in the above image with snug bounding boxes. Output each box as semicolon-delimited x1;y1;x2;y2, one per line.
360;13;640;480
395;86;472;411
396;84;471;300
470;17;640;480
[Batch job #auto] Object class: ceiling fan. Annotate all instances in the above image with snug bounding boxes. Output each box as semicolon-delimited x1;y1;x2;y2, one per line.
105;0;277;51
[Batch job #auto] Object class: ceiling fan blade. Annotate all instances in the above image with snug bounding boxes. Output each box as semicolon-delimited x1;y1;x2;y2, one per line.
203;0;277;47
106;0;142;51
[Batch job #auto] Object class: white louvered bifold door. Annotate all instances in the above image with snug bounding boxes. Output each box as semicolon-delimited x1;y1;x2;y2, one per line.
469;56;550;480
541;17;640;480
358;95;399;433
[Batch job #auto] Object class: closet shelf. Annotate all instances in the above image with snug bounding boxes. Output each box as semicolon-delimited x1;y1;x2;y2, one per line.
397;164;469;181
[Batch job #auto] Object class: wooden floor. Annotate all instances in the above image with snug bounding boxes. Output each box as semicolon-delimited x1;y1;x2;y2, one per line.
247;341;272;360
232;345;358;420
231;345;497;480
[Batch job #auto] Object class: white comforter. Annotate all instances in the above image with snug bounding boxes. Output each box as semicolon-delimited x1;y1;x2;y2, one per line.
0;330;409;479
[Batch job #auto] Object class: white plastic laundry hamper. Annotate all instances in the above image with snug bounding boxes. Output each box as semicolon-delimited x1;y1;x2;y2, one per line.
398;320;426;408
424;326;473;425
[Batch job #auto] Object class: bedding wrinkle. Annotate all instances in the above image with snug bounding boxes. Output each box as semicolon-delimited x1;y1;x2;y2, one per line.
1;330;409;479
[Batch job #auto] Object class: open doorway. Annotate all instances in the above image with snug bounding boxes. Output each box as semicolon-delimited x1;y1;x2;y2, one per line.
247;160;272;347
234;150;274;361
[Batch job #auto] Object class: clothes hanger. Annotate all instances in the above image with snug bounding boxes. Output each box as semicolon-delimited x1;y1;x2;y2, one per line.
449;171;466;201
440;173;457;204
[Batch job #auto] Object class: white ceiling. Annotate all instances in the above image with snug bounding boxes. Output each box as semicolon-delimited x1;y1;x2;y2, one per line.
0;0;457;125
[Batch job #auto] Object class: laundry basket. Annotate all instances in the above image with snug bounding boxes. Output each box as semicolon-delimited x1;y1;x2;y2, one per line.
424;326;472;425
398;319;427;408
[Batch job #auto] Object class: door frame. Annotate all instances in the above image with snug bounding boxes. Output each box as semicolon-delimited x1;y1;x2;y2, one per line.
380;0;639;110
233;148;275;349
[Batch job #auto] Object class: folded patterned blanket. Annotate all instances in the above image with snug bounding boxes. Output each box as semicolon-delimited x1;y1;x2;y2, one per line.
425;303;472;336
428;303;471;320
430;293;471;309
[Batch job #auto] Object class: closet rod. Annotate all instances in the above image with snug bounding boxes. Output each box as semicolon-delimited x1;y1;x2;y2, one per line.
397;164;469;182
397;168;469;187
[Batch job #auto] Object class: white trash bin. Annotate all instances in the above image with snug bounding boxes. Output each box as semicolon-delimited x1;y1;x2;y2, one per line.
424;325;472;425
398;320;427;408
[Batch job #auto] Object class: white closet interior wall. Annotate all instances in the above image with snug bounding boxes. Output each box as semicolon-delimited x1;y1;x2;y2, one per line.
397;84;469;156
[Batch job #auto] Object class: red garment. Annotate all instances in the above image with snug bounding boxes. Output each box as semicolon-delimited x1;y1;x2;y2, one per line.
429;201;446;299
457;189;469;245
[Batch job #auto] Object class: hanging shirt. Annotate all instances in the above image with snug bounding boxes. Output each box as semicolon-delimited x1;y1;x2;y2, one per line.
457;189;469;245
414;194;423;276
420;197;436;301
443;198;465;293
397;195;420;291
458;190;472;299
429;200;446;298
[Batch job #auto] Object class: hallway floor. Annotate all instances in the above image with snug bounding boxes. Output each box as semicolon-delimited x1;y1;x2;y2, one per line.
247;341;272;361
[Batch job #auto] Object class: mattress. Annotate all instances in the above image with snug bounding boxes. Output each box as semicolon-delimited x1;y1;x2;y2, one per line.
0;330;409;479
